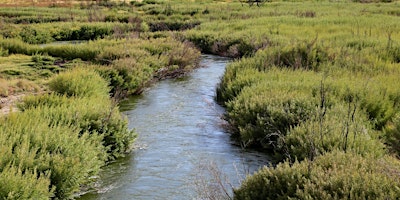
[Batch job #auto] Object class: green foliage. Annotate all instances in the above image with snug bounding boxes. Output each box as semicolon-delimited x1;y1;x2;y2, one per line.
0;67;137;199
148;20;200;32
42;43;100;61
0;47;8;57
384;113;400;157
0;165;53;199
0;110;105;199
19;26;54;44
234;151;400;200
94;38;200;95
266;40;329;70
61;24;113;41
48;67;110;99
0;37;38;55
30;53;61;74
284;103;385;161
21;68;136;159
19;94;136;160
226;69;318;149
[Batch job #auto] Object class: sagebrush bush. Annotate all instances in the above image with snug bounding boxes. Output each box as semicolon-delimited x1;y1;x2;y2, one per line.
234;151;400;200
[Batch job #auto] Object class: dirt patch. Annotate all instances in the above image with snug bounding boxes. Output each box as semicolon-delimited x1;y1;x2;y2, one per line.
0;94;24;116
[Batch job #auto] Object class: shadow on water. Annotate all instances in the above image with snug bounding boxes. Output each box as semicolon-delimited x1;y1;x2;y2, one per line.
78;55;271;200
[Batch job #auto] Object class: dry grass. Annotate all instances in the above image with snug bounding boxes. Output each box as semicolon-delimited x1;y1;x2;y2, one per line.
0;78;9;97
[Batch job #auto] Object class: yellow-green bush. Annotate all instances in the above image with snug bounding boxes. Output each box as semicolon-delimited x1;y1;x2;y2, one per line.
283;103;385;161
48;67;110;99
0;110;105;199
234;151;400;200
22;68;136;159
2;67;136;198
0;165;53;199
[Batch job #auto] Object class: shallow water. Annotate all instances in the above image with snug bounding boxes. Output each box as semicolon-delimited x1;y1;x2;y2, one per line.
78;55;270;200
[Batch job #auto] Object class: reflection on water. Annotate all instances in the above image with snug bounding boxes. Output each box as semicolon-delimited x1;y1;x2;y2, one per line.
78;55;270;200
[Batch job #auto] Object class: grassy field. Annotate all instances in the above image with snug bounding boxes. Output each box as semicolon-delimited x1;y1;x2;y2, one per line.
0;0;400;199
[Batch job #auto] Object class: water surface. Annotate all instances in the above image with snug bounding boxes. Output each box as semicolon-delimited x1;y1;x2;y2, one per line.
79;55;270;200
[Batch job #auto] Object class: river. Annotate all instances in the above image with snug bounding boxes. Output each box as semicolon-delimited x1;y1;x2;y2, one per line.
78;55;270;200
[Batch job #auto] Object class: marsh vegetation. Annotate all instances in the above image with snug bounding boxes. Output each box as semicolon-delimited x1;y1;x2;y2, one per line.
0;0;399;199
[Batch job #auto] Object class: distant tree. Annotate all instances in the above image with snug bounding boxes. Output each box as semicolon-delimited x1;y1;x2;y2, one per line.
239;0;269;7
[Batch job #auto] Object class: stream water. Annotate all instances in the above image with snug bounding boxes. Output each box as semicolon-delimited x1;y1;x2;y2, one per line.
79;55;270;200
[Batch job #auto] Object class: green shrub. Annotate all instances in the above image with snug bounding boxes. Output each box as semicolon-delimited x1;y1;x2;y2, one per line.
0;47;8;57
23;67;136;159
268;40;329;70
0;165;53;199
216;64;265;104
48;67;110;99
110;58;154;94
19;26;53;44
384;113;400;157
0;37;37;55
234;151;400;200
0;110;105;199
18;93;71;111
283;103;385;161
148;20;200;32
42;44;99;61
226;70;318;149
